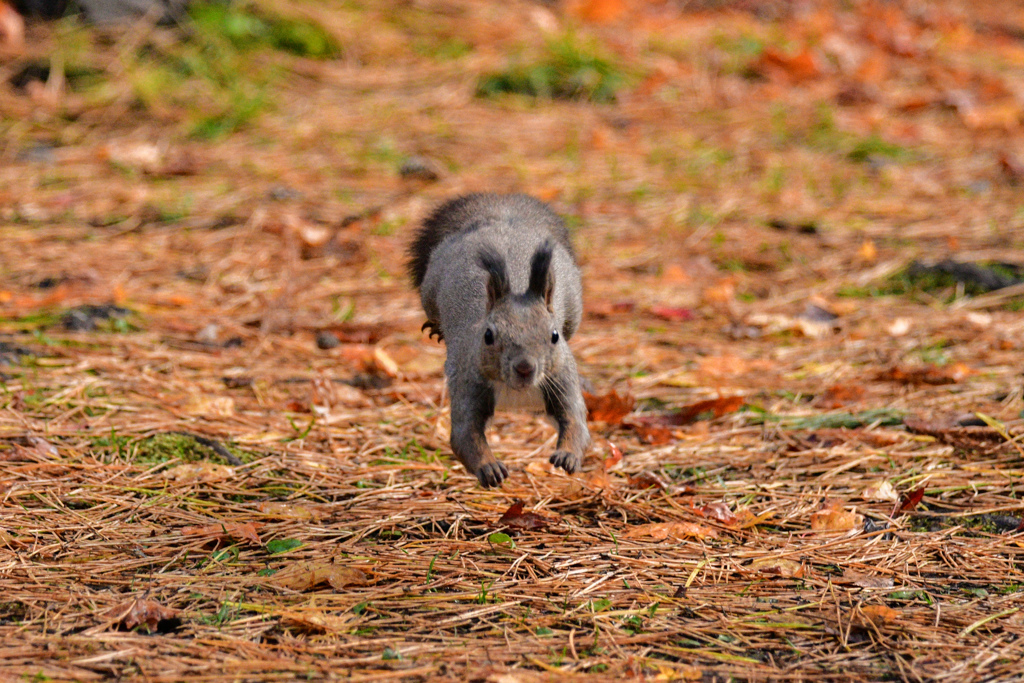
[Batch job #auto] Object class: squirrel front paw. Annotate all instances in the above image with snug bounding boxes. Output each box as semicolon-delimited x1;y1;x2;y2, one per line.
550;450;581;474
421;320;444;342
475;459;509;488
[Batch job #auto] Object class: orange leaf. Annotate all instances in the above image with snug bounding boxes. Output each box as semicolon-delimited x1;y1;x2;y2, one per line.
878;363;973;385
810;499;862;531
567;0;624;24
584;389;636;424
623;522;718;541
603;442;623;471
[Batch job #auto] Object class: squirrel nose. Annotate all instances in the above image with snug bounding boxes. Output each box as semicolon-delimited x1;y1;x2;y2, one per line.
514;360;535;380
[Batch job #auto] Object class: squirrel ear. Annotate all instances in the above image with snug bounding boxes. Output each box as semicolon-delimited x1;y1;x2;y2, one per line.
478;245;510;310
528;240;555;310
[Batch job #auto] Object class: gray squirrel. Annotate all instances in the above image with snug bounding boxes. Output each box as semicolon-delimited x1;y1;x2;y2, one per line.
408;193;591;487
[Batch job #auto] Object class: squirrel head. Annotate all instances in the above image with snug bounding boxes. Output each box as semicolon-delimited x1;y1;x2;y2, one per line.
477;241;562;391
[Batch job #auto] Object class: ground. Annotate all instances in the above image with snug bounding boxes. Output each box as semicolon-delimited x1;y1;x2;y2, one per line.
2;0;1024;680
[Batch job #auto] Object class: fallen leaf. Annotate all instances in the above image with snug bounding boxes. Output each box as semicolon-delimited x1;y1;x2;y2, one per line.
603;442;623;471
567;0;624;24
878;362;973;385
257;502;325;522
584;389;636;424
633;395;744;427
627;471;670;490
623;522;718;541
733;509;776;530
816;383;865;409
838;571;894;589
181;521;263;545
267;558;371;592
649;305;694;322
698;502;738;525
632;423;674;444
896;486;925;514
278;610;356;634
756;46;822;82
811;499;862;531
857;604;900;627
857;239;878;263
113;598;177;633
748;558;805;578
999;152;1024;183
862;480;899;502
497;500;559;531
162;462;236;483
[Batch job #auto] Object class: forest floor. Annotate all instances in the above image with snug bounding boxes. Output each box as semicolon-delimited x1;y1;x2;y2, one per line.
2;0;1024;680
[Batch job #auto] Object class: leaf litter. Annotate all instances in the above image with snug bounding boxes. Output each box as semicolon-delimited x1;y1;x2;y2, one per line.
1;0;1024;681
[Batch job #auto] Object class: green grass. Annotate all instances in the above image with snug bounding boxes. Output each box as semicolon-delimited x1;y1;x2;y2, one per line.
477;33;627;103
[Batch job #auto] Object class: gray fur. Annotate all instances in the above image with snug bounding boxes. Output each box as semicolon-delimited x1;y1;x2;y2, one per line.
410;193;590;488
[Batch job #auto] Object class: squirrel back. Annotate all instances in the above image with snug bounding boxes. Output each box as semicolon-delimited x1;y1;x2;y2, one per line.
407;193;576;290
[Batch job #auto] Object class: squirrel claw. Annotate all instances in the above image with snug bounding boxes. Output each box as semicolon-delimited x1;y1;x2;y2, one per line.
421;320;444;342
550;450;581;475
476;460;508;488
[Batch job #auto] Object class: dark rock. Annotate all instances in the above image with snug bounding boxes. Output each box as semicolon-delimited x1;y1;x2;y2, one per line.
61;304;132;331
0;341;33;365
399;156;441;182
316;331;340;350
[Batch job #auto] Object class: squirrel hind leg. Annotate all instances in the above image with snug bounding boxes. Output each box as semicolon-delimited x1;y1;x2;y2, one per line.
421;320;444;342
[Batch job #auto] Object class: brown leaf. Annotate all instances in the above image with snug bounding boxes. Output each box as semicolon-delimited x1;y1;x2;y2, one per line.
584;389;636;424
649;305;694;322
278;610;356;634
634;395;744;428
698;502;738;526
627;471;670;490
181;521;263;546
999;152;1024;183
267;558;371;592
115;599;177;633
623;522;718;541
497;500;558;531
632;423;674;445
748;558;805;578
257;502;326;522
877;362;973;385
837;571;894;589
811;499;862;531
816;383;865;409
896;486;926;514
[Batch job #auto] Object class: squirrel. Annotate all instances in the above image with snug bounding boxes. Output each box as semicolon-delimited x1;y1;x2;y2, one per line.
408;193;591;487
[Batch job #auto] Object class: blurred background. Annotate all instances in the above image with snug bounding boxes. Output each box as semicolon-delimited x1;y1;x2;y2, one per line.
2;0;1024;388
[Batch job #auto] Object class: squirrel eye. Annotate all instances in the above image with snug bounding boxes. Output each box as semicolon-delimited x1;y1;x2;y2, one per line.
551;330;559;344
484;328;494;346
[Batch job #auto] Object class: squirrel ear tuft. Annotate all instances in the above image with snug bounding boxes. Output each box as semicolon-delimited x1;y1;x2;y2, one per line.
528;240;555;310
478;245;510;310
